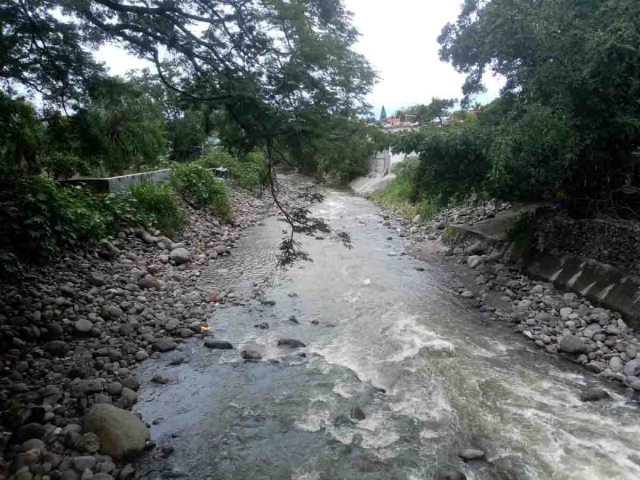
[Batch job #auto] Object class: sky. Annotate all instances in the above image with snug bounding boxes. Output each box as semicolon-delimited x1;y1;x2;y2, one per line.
93;0;503;118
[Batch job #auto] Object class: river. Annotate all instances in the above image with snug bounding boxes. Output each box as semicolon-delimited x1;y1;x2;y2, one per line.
135;184;640;480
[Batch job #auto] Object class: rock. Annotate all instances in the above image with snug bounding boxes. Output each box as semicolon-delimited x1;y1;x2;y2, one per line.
204;339;233;350
61;470;80;480
138;276;161;290
435;470;467;480
151;375;170;385
22;438;45;451
46;340;70;357
16;423;45;441
560;307;573;319
73;456;96;471
465;241;487;255
75;319;93;334
629;379;640;391
76;433;101;453
169;248;190;265
277;338;306;349
121;376;139;391
84;404;150;459
101;306;123;319
460;290;474;298
580;388;610;402
350;407;366;421
467;256;482;269
120;387;137;405
106;382;123;396
609;356;623;372
560;334;589;354
412;214;421;224
119;464;135;479
93;474;115;480
165;319;179;331
153;338;176;352
241;349;262;360
623;359;640;377
87;273;107;287
459;449;485;461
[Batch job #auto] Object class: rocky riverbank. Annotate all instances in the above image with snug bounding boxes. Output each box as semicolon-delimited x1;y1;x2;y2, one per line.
375;199;640;402
0;177;302;480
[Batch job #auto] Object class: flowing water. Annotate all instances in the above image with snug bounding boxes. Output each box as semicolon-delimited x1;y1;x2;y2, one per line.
136;184;640;480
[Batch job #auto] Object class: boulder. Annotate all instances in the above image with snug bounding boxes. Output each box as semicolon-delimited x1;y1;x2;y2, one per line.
169;248;190;265
153;338;176;352
240;349;262;360
204;339;233;350
579;388;610;402
277;338;306;349
560;334;589;354
459;449;485;461
623;359;640;377
74;319;93;334
84;404;149;459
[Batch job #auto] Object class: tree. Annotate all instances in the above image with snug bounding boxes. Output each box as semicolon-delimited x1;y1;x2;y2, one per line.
396;98;457;125
380;105;387;122
439;0;640;216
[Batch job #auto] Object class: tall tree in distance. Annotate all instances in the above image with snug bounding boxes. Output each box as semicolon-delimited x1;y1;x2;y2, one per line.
380;105;387;122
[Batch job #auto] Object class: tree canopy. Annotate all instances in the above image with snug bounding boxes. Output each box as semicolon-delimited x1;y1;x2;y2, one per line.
396;98;457;125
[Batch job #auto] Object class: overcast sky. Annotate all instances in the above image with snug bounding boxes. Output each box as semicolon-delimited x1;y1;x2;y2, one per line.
94;0;503;118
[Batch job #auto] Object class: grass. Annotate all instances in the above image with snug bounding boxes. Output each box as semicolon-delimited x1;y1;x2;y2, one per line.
130;182;186;237
368;178;439;220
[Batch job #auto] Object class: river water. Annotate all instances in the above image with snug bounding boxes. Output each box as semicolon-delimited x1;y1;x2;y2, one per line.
136;185;640;480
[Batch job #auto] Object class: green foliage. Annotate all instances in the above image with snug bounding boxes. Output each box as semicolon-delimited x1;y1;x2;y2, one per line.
130;182;185;236
439;0;640;216
394;124;490;205
0;94;43;178
171;163;232;220
199;148;268;193
396;98;457;125
368;157;439;220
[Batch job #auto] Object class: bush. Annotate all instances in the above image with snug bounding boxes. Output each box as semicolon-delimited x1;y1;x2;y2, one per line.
130;182;186;236
199;148;268;193
171;163;232;220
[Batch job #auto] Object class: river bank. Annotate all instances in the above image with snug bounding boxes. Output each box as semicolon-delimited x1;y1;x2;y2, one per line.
376;200;640;401
0;176;306;480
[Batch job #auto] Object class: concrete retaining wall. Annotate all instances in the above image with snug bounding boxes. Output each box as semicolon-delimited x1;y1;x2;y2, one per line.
527;251;640;327
60;169;172;193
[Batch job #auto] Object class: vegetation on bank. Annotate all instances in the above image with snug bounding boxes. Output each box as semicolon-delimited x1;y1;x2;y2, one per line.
388;0;640;218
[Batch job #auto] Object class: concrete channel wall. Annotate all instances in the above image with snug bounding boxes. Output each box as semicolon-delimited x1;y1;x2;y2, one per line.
526;252;640;326
60;169;172;193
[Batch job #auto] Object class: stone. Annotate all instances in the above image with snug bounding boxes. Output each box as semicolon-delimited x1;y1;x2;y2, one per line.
580;388;610;402
73;456;96;471
467;255;482;269
138;276;161;290
22;438;45;451
61;470;80;480
84;404;150;459
609;357;623;372
465;241;487;255
460;291;474;298
76;433;101;453
16;423;45;441
93;474;115;480
459;449;485;461
560;307;573;319
120;387;137;405
101;306;123;319
350;407;366;421
46;340;70;357
560;334;589;354
75;319;93;334
165;319;179;331
623;359;640;377
153;338;176;352
169;248;191;265
435;471;467;480
277;338;306;348
241;349;262;360
204;339;233;350
121;376;139;391
87;273;107;287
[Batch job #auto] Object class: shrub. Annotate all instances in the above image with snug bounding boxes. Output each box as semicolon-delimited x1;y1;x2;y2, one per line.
199;148;268;193
130;182;186;236
171;163;232;220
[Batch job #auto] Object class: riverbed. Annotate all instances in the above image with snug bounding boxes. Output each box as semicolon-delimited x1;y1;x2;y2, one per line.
135;185;640;480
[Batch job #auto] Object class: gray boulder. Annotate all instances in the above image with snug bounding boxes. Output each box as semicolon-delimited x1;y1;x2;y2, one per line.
169;248;190;265
459;449;485;461
204;339;233;350
580;388;610;402
560;334;589;354
277;338;306;349
84;404;150;459
435;471;467;480
623;359;640;377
